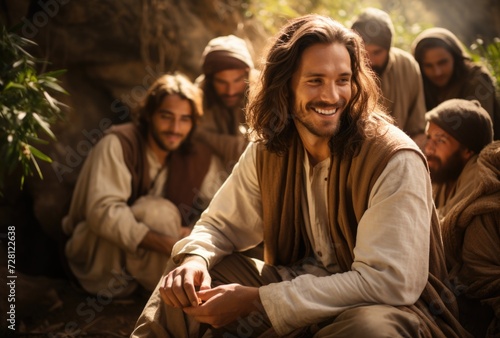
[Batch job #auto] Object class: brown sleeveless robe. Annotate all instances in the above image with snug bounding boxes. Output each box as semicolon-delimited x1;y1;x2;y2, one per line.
256;124;470;338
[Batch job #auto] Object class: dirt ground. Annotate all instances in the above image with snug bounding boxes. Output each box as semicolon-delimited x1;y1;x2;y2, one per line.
0;194;149;337
0;265;149;338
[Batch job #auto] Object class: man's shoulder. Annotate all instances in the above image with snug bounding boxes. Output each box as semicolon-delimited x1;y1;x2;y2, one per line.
80;133;125;168
105;122;145;150
106;122;139;137
390;47;415;59
466;63;496;86
372;122;420;149
359;122;425;165
389;47;420;68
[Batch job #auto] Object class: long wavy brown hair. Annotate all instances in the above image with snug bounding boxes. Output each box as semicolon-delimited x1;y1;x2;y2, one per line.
134;72;203;154
247;14;391;157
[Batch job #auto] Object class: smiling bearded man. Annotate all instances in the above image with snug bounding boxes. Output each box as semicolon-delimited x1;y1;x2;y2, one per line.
132;15;470;338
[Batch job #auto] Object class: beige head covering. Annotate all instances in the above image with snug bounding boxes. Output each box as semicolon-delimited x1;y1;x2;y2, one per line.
201;35;254;75
351;8;394;50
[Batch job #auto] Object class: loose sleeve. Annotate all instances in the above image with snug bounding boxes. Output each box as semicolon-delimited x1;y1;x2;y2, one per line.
84;135;150;252
172;143;263;267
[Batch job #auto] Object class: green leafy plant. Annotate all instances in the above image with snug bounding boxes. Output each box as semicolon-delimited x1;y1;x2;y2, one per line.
0;26;67;193
470;38;500;92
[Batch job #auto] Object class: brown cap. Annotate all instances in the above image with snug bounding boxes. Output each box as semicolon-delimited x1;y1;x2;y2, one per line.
426;99;493;154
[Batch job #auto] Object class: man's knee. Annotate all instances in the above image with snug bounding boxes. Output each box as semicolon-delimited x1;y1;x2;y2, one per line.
131;196;181;235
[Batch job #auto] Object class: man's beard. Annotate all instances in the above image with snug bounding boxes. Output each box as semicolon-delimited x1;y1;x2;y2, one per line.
293;99;346;139
371;58;389;78
151;128;186;153
428;150;467;184
219;92;245;110
371;65;385;77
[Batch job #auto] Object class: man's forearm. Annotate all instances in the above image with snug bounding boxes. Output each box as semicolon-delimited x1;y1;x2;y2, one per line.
138;230;178;255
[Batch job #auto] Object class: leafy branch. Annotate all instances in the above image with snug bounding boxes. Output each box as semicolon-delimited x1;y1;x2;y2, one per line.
470;38;500;94
0;26;67;192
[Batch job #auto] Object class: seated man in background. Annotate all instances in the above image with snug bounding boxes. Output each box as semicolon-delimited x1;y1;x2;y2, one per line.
425;99;498;337
424;98;493;218
195;35;257;171
412;27;499;140
132;15;468;338
440;140;499;338
352;7;427;149
62;73;226;297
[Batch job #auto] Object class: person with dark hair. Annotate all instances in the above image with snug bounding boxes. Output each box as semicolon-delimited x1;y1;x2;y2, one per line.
195;35;257;171
132;15;469;337
61;73;226;297
412;27;500;140
440;140;500;338
424;98;494;219
352;7;426;148
424;99;498;337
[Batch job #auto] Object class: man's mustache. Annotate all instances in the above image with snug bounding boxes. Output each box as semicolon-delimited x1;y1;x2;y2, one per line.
426;155;441;164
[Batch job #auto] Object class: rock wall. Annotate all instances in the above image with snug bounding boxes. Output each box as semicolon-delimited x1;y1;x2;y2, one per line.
0;0;268;275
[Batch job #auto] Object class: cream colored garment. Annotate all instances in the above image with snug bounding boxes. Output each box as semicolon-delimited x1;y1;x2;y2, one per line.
173;142;432;335
63;135;226;296
195;106;247;170
380;47;426;138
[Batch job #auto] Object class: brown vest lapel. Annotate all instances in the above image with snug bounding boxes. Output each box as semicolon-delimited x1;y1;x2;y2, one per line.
106;123;150;205
164;142;213;226
256;136;309;265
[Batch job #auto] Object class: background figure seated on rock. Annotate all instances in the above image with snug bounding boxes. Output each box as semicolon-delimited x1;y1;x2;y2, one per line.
61;73;226;298
412;27;500;140
352;7;427;149
194;35;258;172
424;99;497;337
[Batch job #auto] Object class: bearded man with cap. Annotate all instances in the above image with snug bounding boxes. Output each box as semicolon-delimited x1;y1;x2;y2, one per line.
426;99;500;338
195;35;257;171
352;8;427;149
424;98;494;219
